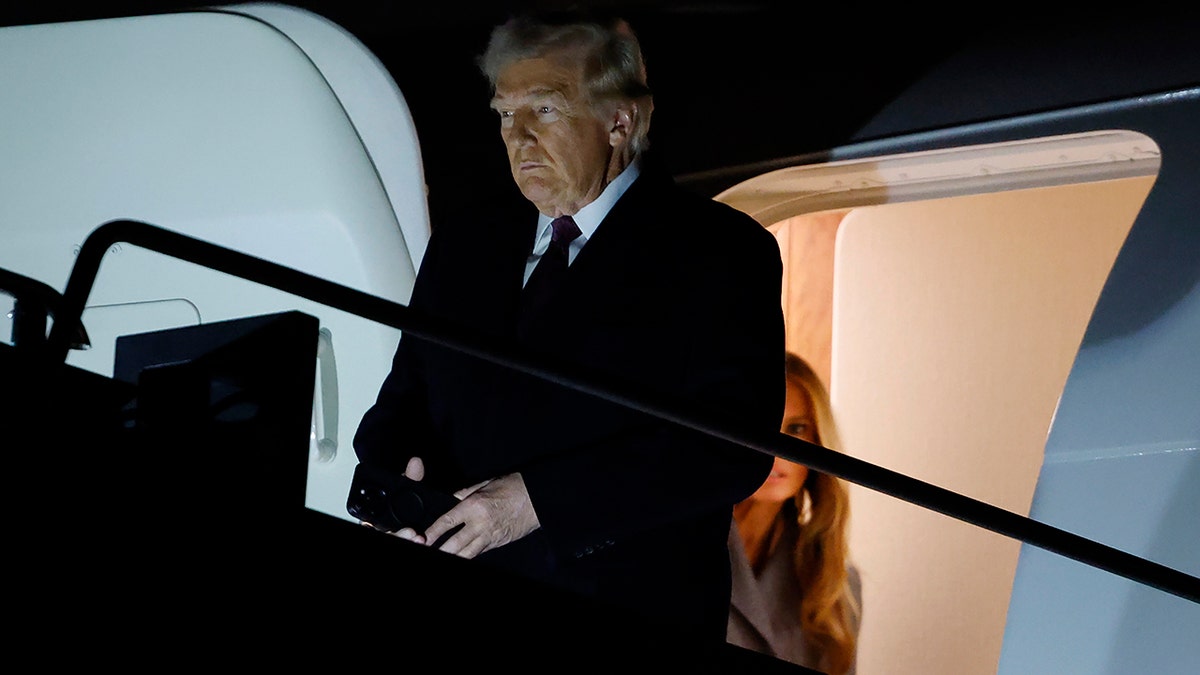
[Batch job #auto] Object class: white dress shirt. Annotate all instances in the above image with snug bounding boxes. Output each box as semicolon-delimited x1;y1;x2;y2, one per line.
522;159;642;286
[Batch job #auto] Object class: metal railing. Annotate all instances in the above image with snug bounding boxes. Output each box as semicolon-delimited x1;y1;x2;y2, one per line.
43;218;1200;604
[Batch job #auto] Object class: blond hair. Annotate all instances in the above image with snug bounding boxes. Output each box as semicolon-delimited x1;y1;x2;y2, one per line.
784;352;859;675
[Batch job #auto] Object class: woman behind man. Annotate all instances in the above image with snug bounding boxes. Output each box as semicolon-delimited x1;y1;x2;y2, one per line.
728;352;862;674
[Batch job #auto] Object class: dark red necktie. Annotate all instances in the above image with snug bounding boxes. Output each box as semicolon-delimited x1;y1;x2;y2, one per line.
519;215;581;335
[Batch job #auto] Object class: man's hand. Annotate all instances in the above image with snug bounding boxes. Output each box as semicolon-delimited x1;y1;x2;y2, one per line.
421;472;541;558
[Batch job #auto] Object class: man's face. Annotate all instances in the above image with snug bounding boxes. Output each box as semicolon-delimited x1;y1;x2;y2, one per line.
490;54;616;217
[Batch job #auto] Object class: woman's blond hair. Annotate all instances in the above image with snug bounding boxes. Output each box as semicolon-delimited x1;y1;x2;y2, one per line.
784;352;859;675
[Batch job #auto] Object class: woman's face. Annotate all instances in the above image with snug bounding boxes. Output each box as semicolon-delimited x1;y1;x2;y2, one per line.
781;378;819;444
748;379;815;504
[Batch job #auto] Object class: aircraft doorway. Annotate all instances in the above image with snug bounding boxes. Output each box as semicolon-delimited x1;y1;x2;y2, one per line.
717;130;1159;675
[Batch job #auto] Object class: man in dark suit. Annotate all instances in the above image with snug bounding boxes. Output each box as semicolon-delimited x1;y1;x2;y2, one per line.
353;12;784;642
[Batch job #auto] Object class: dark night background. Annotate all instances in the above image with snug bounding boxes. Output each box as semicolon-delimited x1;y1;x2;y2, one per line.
4;2;1199;214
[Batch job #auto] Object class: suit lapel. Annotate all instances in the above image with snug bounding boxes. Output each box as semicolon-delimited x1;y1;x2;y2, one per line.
729;522;784;658
473;206;537;337
568;166;667;281
545;169;670;324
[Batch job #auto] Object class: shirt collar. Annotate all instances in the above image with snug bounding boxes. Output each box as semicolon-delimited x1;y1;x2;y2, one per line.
535;158;642;243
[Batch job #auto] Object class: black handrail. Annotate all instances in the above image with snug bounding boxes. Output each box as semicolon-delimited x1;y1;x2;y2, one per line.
45;219;1200;604
0;267;89;349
